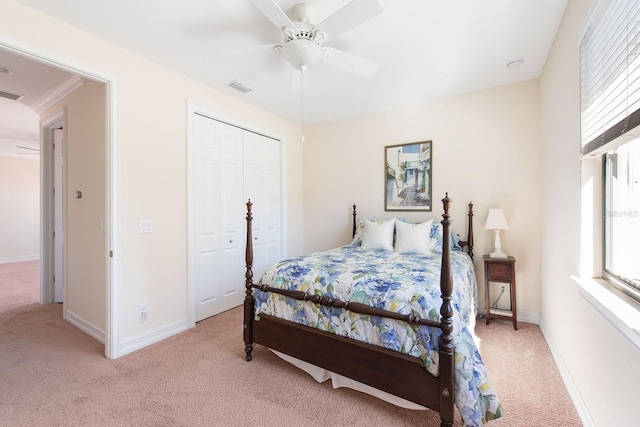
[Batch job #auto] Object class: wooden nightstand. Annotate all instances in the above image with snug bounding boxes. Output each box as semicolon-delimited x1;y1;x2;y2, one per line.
483;255;517;330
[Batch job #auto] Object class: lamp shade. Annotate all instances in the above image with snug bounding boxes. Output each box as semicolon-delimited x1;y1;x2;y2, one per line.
484;209;509;230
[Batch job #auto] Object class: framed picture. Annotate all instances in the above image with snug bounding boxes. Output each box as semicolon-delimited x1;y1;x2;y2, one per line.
385;141;432;211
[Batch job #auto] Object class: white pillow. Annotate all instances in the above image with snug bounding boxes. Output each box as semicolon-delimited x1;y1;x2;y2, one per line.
394;219;433;254
361;218;395;250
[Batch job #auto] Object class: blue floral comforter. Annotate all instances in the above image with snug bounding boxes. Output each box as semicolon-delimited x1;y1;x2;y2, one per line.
253;245;502;426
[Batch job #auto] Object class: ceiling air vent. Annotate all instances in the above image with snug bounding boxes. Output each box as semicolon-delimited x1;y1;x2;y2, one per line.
0;90;23;101
228;81;252;94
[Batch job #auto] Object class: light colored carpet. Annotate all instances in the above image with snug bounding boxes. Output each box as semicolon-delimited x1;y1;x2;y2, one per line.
0;261;582;426
0;260;39;311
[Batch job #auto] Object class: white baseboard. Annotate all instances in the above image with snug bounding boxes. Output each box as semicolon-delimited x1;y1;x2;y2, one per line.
517;310;540;325
539;316;594;427
65;309;106;344
119;319;188;357
0;255;39;264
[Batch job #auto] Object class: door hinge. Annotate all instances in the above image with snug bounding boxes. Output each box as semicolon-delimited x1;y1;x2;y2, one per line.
109;250;113;258
53;231;55;238
53;275;55;283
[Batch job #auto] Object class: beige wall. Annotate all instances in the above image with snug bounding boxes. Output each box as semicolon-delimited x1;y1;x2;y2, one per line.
539;0;640;425
1;0;304;355
42;79;107;331
304;80;541;318
0;156;39;262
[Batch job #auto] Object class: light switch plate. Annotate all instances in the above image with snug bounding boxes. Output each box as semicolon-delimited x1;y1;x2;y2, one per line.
138;219;153;233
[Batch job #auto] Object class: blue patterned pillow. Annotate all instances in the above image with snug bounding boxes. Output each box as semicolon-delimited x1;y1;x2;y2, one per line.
350;218;370;246
430;222;462;252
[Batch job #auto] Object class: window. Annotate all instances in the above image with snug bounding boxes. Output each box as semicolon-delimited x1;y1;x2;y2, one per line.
582;0;640;302
604;140;640;299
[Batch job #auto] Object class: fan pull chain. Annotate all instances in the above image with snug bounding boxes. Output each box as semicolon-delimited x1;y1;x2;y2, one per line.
300;66;306;144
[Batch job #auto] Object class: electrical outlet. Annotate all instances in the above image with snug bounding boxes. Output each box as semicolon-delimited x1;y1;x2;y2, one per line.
138;303;148;322
489;282;511;311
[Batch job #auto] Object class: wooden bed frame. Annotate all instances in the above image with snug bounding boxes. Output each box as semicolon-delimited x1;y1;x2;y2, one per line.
243;194;474;427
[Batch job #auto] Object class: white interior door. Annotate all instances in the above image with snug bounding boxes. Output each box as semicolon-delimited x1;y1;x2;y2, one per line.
190;110;282;323
244;131;281;280
193;114;221;321
193;114;244;321
53;128;64;303
218;123;244;313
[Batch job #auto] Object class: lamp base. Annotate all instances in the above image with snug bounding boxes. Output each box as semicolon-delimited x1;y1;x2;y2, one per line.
490;230;508;258
489;250;508;258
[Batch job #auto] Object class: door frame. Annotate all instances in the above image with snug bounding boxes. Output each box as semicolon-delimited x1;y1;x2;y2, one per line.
186;101;287;328
41;108;65;307
0;37;121;359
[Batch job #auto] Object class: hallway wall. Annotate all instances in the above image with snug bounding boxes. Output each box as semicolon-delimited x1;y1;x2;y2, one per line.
41;79;106;332
0;155;39;263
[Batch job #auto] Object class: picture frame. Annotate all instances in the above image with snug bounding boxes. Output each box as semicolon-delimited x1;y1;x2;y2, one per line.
385;141;432;211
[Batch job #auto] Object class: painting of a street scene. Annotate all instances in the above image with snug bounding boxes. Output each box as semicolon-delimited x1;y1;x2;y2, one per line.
385;141;432;211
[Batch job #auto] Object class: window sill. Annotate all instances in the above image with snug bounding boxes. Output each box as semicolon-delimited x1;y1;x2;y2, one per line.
572;275;640;352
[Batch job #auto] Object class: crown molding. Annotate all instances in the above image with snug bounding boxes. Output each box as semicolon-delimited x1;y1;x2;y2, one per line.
32;74;84;114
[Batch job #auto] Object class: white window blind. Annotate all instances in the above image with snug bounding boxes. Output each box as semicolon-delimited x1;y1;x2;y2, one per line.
581;0;640;155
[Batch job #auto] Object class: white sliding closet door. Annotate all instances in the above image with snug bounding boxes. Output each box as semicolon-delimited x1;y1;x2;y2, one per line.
193;114;243;321
191;112;281;322
218;122;245;314
244;131;281;281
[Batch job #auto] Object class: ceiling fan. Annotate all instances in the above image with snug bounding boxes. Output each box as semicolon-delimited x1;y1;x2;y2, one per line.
15;145;40;155
249;0;383;78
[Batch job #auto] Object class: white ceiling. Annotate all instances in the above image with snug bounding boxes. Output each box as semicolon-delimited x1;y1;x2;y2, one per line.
0;97;39;158
0;49;73;158
1;0;568;156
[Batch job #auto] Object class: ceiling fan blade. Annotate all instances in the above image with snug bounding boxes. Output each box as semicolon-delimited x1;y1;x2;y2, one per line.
15;145;40;151
317;0;383;42
249;0;298;31
324;47;377;78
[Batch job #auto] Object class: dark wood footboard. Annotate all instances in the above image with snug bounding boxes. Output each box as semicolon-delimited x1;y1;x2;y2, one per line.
243;194;473;427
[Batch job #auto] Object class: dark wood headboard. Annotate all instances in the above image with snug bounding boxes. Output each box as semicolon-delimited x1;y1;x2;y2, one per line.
350;200;474;261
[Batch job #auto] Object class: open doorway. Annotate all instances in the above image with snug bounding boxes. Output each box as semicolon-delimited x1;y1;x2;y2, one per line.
0;49;71;312
0;41;117;358
0;99;40;309
0;94;41;309
0;97;66;314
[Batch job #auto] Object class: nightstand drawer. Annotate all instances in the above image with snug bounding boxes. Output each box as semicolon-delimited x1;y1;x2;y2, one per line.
487;263;511;280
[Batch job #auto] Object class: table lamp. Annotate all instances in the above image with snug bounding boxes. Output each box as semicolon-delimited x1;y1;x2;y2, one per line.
485;209;509;258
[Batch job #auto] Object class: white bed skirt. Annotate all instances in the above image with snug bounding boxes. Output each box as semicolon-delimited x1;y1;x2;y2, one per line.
271;349;428;411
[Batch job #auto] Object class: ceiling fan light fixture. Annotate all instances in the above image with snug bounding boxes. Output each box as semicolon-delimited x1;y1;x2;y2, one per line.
251;1;381;78
282;38;327;70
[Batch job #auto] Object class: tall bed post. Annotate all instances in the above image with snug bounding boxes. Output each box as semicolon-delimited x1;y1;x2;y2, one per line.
243;200;255;361
467;202;474;261
352;204;357;238
439;194;455;427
